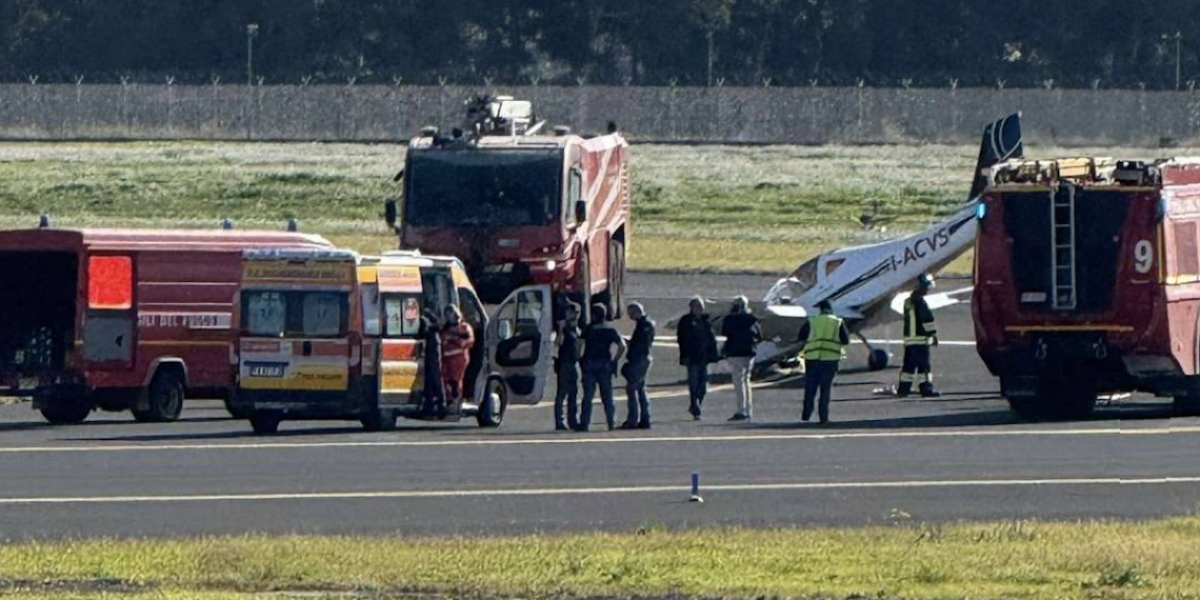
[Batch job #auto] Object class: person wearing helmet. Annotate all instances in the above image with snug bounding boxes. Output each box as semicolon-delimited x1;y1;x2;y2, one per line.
797;299;850;424
897;274;941;398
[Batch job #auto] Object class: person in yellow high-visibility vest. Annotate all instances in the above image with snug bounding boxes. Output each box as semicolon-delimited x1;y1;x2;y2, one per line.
897;274;941;398
797;299;850;424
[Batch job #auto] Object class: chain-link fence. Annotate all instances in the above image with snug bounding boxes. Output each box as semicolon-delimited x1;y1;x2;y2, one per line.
2;84;1199;146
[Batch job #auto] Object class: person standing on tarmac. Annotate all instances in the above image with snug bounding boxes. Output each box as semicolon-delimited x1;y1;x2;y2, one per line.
722;296;762;421
621;302;656;430
676;297;719;420
797;299;850;424
553;302;583;431
439;305;475;413
577;304;627;432
897;274;942;398
419;308;446;417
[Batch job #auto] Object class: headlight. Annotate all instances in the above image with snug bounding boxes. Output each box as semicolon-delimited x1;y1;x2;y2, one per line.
544;260;557;271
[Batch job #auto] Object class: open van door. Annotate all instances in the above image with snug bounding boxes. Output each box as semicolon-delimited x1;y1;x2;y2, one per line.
487;285;553;407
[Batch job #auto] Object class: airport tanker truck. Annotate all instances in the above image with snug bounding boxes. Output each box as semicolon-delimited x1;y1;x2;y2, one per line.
973;157;1200;419
386;95;630;315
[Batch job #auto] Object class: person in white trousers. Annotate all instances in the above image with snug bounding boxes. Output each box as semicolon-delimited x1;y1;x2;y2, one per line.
720;296;761;421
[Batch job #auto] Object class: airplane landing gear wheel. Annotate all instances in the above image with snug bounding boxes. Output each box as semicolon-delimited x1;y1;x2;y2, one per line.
868;349;890;371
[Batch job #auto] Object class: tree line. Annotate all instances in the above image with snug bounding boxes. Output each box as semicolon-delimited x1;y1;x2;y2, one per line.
1;0;1195;89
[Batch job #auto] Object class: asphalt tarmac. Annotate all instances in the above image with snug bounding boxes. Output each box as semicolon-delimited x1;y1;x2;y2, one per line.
0;272;1198;540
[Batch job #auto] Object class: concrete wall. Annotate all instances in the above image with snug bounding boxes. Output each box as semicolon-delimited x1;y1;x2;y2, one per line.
2;84;1200;146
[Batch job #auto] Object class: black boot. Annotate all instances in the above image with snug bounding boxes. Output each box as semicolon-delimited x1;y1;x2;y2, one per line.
919;382;941;398
895;382;913;398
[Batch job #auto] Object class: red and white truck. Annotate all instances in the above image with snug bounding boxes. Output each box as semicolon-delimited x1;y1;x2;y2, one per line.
974;158;1200;419
387;96;630;315
0;227;332;424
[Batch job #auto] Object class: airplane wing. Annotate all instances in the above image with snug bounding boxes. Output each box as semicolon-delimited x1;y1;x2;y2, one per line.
889;287;974;315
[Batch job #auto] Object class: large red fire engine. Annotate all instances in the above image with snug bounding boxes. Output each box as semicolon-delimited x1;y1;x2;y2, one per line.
386;96;630;314
974;157;1200;419
0;227;332;424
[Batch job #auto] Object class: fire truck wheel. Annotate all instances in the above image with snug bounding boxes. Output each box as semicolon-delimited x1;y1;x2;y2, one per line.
135;371;186;423
38;400;91;425
604;240;625;319
575;249;592;323
477;377;508;428
250;412;282;435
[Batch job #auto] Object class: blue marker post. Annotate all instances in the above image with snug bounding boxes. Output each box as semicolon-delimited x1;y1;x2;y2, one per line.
689;472;704;503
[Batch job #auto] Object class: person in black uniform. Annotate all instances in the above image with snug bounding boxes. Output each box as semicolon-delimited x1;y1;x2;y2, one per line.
897;274;941;398
577;304;627;432
553;302;583;431
419;308;446;417
621;302;656;430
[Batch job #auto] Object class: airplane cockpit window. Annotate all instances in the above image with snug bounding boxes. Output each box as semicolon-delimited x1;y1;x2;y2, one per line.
791;257;819;293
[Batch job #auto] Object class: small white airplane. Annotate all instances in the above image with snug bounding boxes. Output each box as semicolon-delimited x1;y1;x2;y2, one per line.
693;113;1024;373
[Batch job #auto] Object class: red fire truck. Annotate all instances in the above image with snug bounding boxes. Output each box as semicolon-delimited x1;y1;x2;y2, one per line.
0;227;332;424
386;96;630;314
974;157;1200;419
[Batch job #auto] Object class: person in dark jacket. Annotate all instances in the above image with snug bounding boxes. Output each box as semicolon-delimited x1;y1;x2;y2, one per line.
676;296;718;420
577;304;627;432
721;296;761;421
796;300;851;424
553;302;583;431
419;308;445;418
621;302;656;430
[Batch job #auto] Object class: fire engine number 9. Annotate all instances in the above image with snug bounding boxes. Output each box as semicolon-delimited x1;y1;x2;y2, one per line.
1134;240;1154;275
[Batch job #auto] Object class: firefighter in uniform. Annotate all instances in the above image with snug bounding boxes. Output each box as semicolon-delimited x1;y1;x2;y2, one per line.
897;274;941;398
797;299;850;424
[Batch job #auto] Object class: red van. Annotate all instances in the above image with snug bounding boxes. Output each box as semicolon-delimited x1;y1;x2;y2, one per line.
0;227;332;424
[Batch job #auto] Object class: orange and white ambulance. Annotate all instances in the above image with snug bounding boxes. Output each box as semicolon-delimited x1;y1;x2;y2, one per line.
232;249;553;434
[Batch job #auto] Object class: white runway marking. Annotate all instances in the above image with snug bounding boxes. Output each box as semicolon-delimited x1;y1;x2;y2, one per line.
2;476;1199;505
2;424;1198;454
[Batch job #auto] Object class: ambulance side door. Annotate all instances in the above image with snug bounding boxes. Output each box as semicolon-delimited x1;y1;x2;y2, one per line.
487;285;553;405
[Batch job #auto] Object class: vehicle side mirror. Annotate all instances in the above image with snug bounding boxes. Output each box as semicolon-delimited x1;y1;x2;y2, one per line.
574;199;588;223
384;199;398;229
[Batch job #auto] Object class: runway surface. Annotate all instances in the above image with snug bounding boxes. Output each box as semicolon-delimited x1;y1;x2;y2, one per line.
1;272;1198;539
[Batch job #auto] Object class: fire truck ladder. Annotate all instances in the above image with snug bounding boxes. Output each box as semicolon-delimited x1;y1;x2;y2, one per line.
1051;185;1078;310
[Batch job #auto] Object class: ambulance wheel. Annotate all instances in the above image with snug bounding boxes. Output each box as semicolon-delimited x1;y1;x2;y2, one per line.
361;410;397;432
38;399;91;425
134;371;185;423
477;377;508;428
868;349;890;371
250;412;282;435
224;396;252;419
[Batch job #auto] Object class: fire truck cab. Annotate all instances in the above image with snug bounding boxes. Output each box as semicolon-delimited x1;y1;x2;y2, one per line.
0;227;333;424
232;249;553;433
387;96;630;316
974;157;1200;419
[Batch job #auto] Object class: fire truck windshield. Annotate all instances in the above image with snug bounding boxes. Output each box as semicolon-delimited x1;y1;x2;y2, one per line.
405;150;562;227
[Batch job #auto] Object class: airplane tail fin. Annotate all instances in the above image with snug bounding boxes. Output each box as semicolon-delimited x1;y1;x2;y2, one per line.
969;113;1024;200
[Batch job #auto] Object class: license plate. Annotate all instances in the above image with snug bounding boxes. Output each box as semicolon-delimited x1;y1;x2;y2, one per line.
249;365;285;378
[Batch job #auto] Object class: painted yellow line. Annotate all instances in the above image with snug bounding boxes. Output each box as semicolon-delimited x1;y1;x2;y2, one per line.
2;425;1200;454
2;476;1200;505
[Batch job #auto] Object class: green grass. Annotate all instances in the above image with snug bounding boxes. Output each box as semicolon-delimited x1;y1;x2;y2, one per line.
3;519;1200;599
0;142;1194;273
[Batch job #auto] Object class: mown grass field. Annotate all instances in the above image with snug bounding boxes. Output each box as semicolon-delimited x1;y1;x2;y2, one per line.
4;141;1191;274
3;519;1200;599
